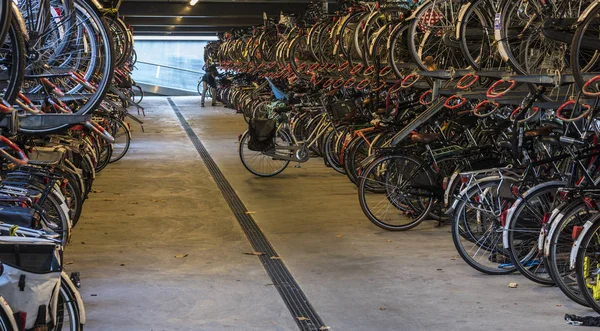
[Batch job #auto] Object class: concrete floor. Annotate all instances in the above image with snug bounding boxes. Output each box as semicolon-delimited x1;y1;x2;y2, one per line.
69;96;589;331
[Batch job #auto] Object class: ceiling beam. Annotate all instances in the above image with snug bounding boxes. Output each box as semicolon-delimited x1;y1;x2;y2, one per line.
120;2;311;18
125;17;264;27
134;32;218;37
131;26;233;33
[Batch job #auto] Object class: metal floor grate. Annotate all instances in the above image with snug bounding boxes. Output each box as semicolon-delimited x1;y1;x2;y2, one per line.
168;98;327;331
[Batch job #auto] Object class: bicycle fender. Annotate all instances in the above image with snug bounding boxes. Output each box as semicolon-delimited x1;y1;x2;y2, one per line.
542;205;567;257
444;169;461;208
455;2;472;40
578;1;600;23
570;219;596;270
0;295;18;330
503;181;567;249
450;175;519;213
89;0;104;10
61;272;86;324
493;12;510;62
386;22;408;50
11;3;28;42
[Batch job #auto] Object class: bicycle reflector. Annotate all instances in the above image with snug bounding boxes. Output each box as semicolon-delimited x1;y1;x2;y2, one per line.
510;184;520;197
573;226;584;241
460;174;470;184
584;197;598;210
542;213;551;225
16;312;26;331
500;209;509;227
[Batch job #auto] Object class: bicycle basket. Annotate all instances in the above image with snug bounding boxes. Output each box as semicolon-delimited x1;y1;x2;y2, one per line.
247;118;277;152
0;237;62;329
328;100;355;121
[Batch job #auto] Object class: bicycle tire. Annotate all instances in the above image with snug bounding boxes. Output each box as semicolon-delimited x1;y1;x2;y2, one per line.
239;130;291;177
358;154;435;231
452;177;518;275
570;2;600;91
0;9;25;103
575;213;600;313
546;200;592;306
109;117;131;163
0;301;15;331
53;273;84;331
323;126;348;174
506;182;565;285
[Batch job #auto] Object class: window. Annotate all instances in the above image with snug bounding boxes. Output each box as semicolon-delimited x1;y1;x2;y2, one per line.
132;38;209;92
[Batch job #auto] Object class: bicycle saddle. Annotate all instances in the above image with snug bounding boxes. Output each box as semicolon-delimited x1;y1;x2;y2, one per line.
524;126;554;138
410;133;440;144
19;114;90;135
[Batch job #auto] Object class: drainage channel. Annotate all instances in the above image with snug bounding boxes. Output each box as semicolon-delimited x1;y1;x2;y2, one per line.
167;98;328;331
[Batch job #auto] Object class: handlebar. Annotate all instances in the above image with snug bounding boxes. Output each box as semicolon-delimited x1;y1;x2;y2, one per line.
486;79;516;98
401;73;420;88
0;136;28;166
473;100;500;117
419;90;433;105
456;74;479;90
556;100;591;122
583;75;600;97
444;95;467;110
85;121;115;143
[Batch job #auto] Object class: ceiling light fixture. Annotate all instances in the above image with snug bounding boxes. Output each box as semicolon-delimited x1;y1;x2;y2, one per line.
189;0;199;5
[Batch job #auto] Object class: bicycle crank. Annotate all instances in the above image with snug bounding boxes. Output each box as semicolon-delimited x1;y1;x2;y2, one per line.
295;148;310;163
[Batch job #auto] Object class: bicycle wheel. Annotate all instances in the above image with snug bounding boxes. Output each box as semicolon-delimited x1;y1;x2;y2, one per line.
570;2;600;91
57;169;84;228
107;15;132;68
388;20;414;79
239;129;291;177
132;84;144;104
547;200;593;306
506;182;565;285
53;274;83;331
109;118;131;163
304;114;327;157
41;189;71;246
0;301;15;331
0;9;25;103
407;0;470;71
0;0;11;45
496;0;587;76
358;154;436;231
456;0;496;71
93;136;113;173
19;0;114;123
344;130;381;186
452;177;518;275
338;11;365;63
323;126;348;174
575;213;600;313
